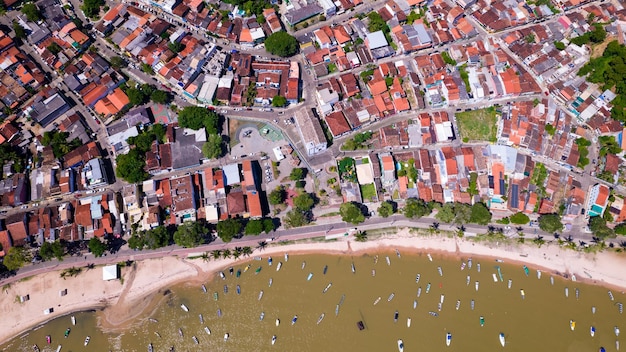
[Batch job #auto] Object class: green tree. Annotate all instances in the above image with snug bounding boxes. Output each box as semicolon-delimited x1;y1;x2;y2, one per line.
150;90;169;104
284;209;309;228
554;41;566;50
12;21;26;40
403;198;434;219
80;0;105;18
110;56;126;69
268;186;286;205
116;149;149;183
47;42;62;55
293;193;314;212
614;222;626;236
265;31;299;57
340;202;365;224
469;202;492;225
88;237;107;257
141;63;154;75
178;106;219;133
217;218;243;242
143;226;172;249
3;246;31;271
377;201;395;218
289;167;305;181
168;41;184;53
174;222;208;247
435;203;456;223
41;131;82;158
126;87;147;106
538;213;563;233
509;212;530;225
128;234;145;250
245;219;264;235
21;3;42;22
40;241;64;261
272;95;287;107
202;134;223;159
263;218;275;233
588;216;615;239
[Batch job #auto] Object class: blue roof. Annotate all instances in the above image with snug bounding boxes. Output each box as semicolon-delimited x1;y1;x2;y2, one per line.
510;184;519;209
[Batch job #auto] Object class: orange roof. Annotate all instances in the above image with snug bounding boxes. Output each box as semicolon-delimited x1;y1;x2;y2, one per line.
373;94;387;114
492;162;504;195
103;3;124;22
108;88;130;110
368;78;387;95
445;158;458;175
314;29;331;44
82;85;109;106
595;185;609;206
70;29;89;44
381;155;394;171
333;26;351;44
393;97;410;112
239;28;252;43
247;191;263;217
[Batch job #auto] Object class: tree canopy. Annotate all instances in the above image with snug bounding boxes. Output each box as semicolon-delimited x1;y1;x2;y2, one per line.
21;3;42;22
202;134;224;159
178;106;220;133
509;212;530;225
265;31;299;57
245;219;264;235
272;95;287;107
3;246;31;271
377;201;395;218
588;216;615;239
116;149;149;183
130;226;172;250
340;202;366;224
289;167;305;181
538;214;563;233
268;186;286;205
41;131;82;158
469;202;492;225
435;202;472;225
217;218;243;242
40;241;64;261
284;209;309;228
80;0;105;19
88;237;107;257
174;222;208;247
293;193;315;212
403;198;434;219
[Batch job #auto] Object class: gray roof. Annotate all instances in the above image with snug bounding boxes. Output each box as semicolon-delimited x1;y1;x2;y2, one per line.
170;128;205;170
29;93;70;127
366;31;388;49
284;4;322;25
222;163;241;186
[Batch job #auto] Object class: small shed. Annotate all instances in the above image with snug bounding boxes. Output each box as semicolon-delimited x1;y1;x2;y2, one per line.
102;264;119;281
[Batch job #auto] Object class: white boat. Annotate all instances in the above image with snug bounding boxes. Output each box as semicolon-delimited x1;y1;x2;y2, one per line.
351;262;356;273
284;253;289;261
317;313;325;325
407;317;411;327
466;275;470;286
520;289;525;299
416;274;421;283
276;262;282;271
417;287;422;297
413;300;417;309
571;274;577;282
617;340;620;351
71;316;76;325
508;279;512;289
275;319;280;326
426;283;431;294
475;281;479;291
374;297;381;305
301;261;306;270
470;299;475;310
437;302;442;311
192;336;199;344
468;258;472;269
204;327;211;335
446;332;452;347
269;278;273;287
268;257;273;266
438;266;443;276
398;339;404;352
537;270;542;279
565;287;569;298
219;271;225;279
271;335;277;345
550;276;554;285
499;333;506;347
609;291;615;301
335;305;340;316
258;290;264;301
84;336;90;346
223;333;229;341
591;326;596;337
575;288;580;300
260;312;265;321
427;253;433;261
388;293;395;302
199;314;203;323
201;284;207;293
180;304;189;312
386;256;391;266
460;262;466;271
592;306;597;314
291;315;298;325
56;345;61;352
307;273;313;281
492;273;498;282
570;320;576;331
455;300;461;310
323;283;332;293
477;263;481;272
615;326;620;337
396;249;401;258
440;294;445;304
372;269;376;276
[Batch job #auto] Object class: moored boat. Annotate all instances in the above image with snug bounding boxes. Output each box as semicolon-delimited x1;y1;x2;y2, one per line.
357;320;365;330
523;265;529;276
351;262;356;273
475;281;479;291
258;290;264;301
438;266;443;276
179;328;183;337
236;269;241;277
192;336;199;344
71;316;76;325
537;270;542;279
236;285;241;295
148;343;153;352
499;333;506;347
520;289;525;299
396;249;401;258
591;326;596;337
223;333;229;341
276;319;280;326
244;264;251;272
609;290;615;301
576;288;580;300
199;314;204;324
565;287;569;298
592;306;597;314
323;283;332;293
219;271;225;279
413;300;417;309
615;326;620;336
268;257;273;266
508;279;512;289
427;253;433;261
550;276;554;285
307;273;313;281
429;311;439;317
372;269;376;276
426;283;431;293
323;265;328;275
617;340;620;351
398;339;404;352
416;274;421;283
291;315;298;325
460;262;466;271
446;332;452;347
388;293;395;301
217;308;222;317
64;328;70;338
470;299;475;310
213;292;218;301
466;275;470;286
284;253;289;261
271;335;277;345
260;312;265;321
440;294;445;304
46;336;51;344
84;336;90;346
570;320;576;331
56;346;61;352
394;310;399;323
32;345;40;352
618;302;624;314
255;267;262;274
492;273;498;282
276;262;282;271
386;256;391;266
181;304;189;312
477;263;481;272
229;267;233;275
455;300;460;310
373;297;381;305
335;304;340;316
417;287;422;297
480;316;485;327
407;317;411;327
302;261;306;270
269;278;273;287
204;327;211;335
317;313;325;325
201;284;207;293
468;258;472;269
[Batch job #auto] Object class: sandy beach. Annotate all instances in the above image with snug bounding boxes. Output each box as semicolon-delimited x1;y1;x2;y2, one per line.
1;228;626;344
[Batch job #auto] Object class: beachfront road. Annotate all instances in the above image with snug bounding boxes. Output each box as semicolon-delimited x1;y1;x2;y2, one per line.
0;216;599;287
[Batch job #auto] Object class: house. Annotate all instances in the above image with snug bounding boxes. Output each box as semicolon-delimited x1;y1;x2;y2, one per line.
586;183;610;217
94;88;130;117
82;158;109;189
170;175;198;224
294;109;328;156
325;111;351;137
379;153;396;186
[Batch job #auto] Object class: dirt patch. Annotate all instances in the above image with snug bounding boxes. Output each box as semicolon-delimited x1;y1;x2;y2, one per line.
591;35;616;59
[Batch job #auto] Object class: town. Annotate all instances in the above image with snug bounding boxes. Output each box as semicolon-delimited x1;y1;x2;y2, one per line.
0;0;625;273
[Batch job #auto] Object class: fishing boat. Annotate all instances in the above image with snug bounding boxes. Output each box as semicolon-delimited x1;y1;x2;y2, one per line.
565;287;569;298
307;273;313;281
236;269;241;278
394;310;399;323
496;266;503;282
440;294;445;304
550;276;554;285
468;258;473;269
317;313;325;325
154;332;160;339
396;249;401;258
258;290;264;301
199;314;204;324
460;262;466;271
455;300;461;310
429;311;439;317
386;256;391;266
219;271;226;279
591;326;596;337
426;283;431;293
351;262;356;273
260;312;265;321
537;270;542;279
417;287;422;297
255;267;262;274
181;304;189;312
520;289;525;299
619;302;624;314
357;321;365;330
192;336;199;344
570;320;576;331
46;336;51;344
148;343;153;352
413;300;417;309
437;266;443;276
285;253;289;261
179;328;183;337
32;345;40;352
236;285;241;294
616;326;620;336
223;333;229;341
323;283;332;293
470;299;475;310
84;336;90;346
496;259;504;263
508;279;512;289
64;328;70;338
480;316;485;327
499;333;506;347
335;304;340;316
600;348;606;352
592;306;597;314
217;308;222;317
204;327;211;335
427;253;433;261
201;284;207;293
374;297;381;305
576;288;580;300
254;256;262;261
276;262;282;271
224;285;228;293
437;302;442;311
523;265;529;276
372;269;376;276
398;339;404;352
291;315;298;325
572;275;577;282
466;275;470;286
339;294;346;305
388;293;395;302
475;281;479;291
609;290;615;301
477;263;481;272
416;274;421;283
617;340;620;351
269;278;273;287
323;265;328;275
276;319;280;326
268;257;273;266
374;255;379;264
213;292;218;301
407;317;411;327
302;261;306;270
71;316;76;325
271;335;277;345
492;274;498;282
229;267;234;275
56;345;61;352
244;265;251;272
446;332;452;347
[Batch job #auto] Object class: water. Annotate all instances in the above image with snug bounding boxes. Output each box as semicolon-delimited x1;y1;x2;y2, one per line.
3;252;624;351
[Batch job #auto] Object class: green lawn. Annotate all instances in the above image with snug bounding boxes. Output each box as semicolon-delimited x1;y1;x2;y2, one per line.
455;107;498;142
360;183;377;201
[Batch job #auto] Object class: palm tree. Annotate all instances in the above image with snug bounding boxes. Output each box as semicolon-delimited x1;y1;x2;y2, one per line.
85;263;95;270
553;233;560;239
620;241;626;249
200;252;210;262
566;235;574;243
533;235;545;247
515;226;524;232
591;236;600;244
211;249;222;260
354;231;367;242
431;222;440;230
456;225;466;237
222;249;232;259
579;240;586;247
258;241;267;251
232;250;241;260
487;226;495;235
242;246;253;257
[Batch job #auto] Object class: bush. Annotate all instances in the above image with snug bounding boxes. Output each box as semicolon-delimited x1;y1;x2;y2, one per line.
265;31;298;57
509;212;530;225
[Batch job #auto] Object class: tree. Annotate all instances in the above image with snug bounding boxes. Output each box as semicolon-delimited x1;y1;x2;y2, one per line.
126;87;147;106
217;218;242;242
403;198;433;219
150;90;169;104
269;186;286;205
289;167;305;181
435;203;456;223
554;41;566;50
272;95;287;107
284;209;309;228
538;214;563;233
377;201;395;218
88;237;107;257
3;246;31;271
263;218;275;233
80;0;105;18
354;231;367;242
588;216;615;240
128;234;145;250
116;149;149;183
174;222;208;247
40;241;64;261
245;219;264;235
143;226;172;249
12;21;26;40
469;202;492;225
168;41;184;53
340;202;365;224
21;3;42;22
615;222;626;236
178;106;219;133
293;193;315;212
202;134;223;159
110;56;127;69
47;42;62;55
265;31;299;57
510;212;530;225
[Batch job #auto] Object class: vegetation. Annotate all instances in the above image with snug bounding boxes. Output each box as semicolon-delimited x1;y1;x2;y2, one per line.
367;12;392;46
272;95;287;107
469;202;492;225
12;21;26;40
109;56;127;69
575;137;591;168
293;193;315;212
588;216;615;239
570;24;606;46
341;132;373;151
265;31;299;57
284;209;310;228
459;64;471;93
468;172;478;196
47;42;62;55
377;201;395;218
221;0;273;17
217;218;243;243
116;149;149;183
360;183;376;201
178;106;220;134
3;247;31;271
167;41;184;53
41;131;82;158
245;219;264;235
340;202;366;224
80;0;105;19
403;198;434;219
268;186;286;205
21;3;42;22
614;222;626;236
289;167;306;181
598;135;622;157
455;107;498;142
0;143;28;173
39;241;64;261
544;124;556;136
435;202;472;224
538;213;563;233
88;237;107;257
202;134;224;159
554;41;566;51
123;83;170;107
441;51;456;65
129;226;172;250
530;163;548;195
509;212;530;225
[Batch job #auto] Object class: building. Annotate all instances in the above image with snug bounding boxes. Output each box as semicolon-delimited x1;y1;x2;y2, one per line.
294;109;327;156
82;158;109;189
169;175;198;224
587;183;610;217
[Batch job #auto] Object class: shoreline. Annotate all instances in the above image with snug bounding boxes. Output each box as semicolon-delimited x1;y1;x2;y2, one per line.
1;228;626;345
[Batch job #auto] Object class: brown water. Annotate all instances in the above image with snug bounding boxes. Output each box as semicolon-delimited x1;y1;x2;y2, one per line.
3;252;624;352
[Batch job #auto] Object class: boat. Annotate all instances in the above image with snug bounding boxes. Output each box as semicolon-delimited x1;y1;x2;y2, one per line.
254;256;262;261
591;326;596;337
537;270;542;279
508;279;512;289
213;292;218;301
181;304;189;312
386;256;391;266
440;294;445;304
372;269;376;276
572;274;577;282
429;311;439;317
268;257;273;266
416;274;421;283
575;288;579;300
71;316;76;325
437;266;443;276
236;269;241;277
260;312;265;321
396;249;401;258
84;336;90;346
323;265;328;275
46;336;51;344
358;321;366;330
427;253;433;261
351;262;356;273
217;308;222;317
255;267;262;274
565;287;569;298
407;317;411;327
470;299;475;310
492;273;498;282
398;339;404;352
219;271;226;279
302;261;306;270
223;285;228;293
477;263;481;272
269;278;273;287
466;275;470;286
374;255;378;264
64;328;70;338
592;306;597;314
496;266;503;282
617;340;620;351
570;320;576;331
204;327;211;335
394;311;399;323
373;297;381;305
455;300;461;310
258;290;264;301
154;332;161;338
307;273;313;281
417;287;422;297
236;285;241;294
600;348;606;352
522;265;529;276
179;328;183;337
446;332;452;347
616;326;620;336
56;346;61;352
33;345;40;352
291;315;298;325
550;276;554;285
499;333;506;347
609;290;615;301
520;289;525;299
192;336;199;344
229;267;234;275
388;293;395;302
201;284;207;293
339;294;346;305
496;259;504;263
271;335;277;345
438;302;442;311
244;265;251;272
276;262;282;271
284;253;289;261
276;319;280;326
468;258;472;269
619;302;624;314
335;305;340;316
480;316;485;327
223;333;229;341
148;343;153;352
323;283;332;293
317;313;325;325
460;262;466;271
475;281;479;292
426;283;431;293
413;300;417;309
199;314;204;324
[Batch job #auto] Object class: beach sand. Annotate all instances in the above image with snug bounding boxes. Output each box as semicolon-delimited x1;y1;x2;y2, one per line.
1;228;625;344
